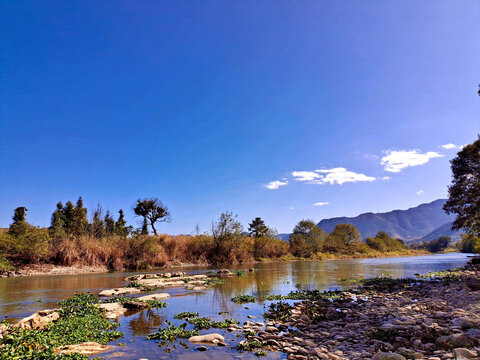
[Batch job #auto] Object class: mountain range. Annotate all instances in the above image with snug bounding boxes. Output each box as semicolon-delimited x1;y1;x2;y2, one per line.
279;199;463;243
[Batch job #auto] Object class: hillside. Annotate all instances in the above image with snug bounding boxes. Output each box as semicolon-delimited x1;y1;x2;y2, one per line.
316;199;461;242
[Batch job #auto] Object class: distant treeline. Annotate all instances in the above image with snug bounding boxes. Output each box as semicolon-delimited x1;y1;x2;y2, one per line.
0;197;424;272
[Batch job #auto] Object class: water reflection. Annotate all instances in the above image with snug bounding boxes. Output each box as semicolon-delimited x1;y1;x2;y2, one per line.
0;253;472;359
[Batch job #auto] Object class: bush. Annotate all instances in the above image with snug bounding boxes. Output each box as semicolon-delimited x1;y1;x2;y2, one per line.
366;231;405;252
290;220;325;258
457;233;480;253
254;236;289;259
1;225;51;263
0;251;13;272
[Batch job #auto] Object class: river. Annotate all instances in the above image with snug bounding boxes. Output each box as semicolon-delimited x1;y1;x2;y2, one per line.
0;253;472;359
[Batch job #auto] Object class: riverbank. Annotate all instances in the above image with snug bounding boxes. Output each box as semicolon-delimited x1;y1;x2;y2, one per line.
1;249;429;278
248;262;480;360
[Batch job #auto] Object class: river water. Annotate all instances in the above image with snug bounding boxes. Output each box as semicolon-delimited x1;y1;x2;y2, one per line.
0;253;472;359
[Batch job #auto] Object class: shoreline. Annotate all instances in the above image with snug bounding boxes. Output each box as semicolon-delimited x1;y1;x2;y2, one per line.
1;250;436;278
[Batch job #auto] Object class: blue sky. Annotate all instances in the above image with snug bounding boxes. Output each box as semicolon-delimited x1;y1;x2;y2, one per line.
0;1;479;234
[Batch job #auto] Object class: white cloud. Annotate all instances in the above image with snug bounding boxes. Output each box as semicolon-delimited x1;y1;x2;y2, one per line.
292;168;375;185
291;171;321;182
442;143;457;150
416;190;424;195
289;206;294;210
264;180;288;190
382;176;391;180
313;202;329;207
381;150;443;173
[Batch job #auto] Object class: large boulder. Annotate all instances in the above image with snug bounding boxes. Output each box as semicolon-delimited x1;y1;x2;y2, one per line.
371;352;406;360
15;309;60;330
137;293;170;301
188;333;225;343
96;302;127;319
99;288;142;296
0;323;8;339
54;342;113;356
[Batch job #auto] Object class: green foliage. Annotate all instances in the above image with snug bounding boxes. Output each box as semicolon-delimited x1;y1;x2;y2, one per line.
231;294;256;304
211;212;245;262
289;219;325;258
204;277;226;286
366;231;406;252
324;224;362;252
3;209;51;263
456;233;480;253
263;301;292;321
72;197;88;236
424;236;451;253
173;312;199;320
187;317;238;330
50;202;66;239
146;321;198;342
115;209;130;237
234;270;246;277
0;251;13;272
134;198;171;236
237;339;263;351
444;137;480;235
248;217;269;238
104;211;116;236
91;206;106;238
0;293;123;360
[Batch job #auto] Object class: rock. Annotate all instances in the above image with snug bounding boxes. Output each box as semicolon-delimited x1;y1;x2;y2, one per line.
265;326;278;333
196;346;207;351
122;300;148;310
54;342;113;356
97;302;127;319
453;348;478;358
0;323;7;339
371;352;407;360
437;334;478;348
99;288;142;296
137;293;170;301
15;309;60;330
188;333;225;343
452;318;475;329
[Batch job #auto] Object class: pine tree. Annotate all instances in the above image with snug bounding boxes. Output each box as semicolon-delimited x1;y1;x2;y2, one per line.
9;207;28;237
141;218;149;235
50;202;66;238
247;217;269;238
91;207;106;239
73;197;88;236
115;209;130;237
63;201;76;234
104;211;116;236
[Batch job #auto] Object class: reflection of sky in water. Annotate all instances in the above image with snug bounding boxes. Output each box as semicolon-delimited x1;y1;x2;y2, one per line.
0;253;472;359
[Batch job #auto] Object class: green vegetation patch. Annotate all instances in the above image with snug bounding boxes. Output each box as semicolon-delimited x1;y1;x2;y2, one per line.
102;295;167;309
234;270;246;277
0;293;123;360
173;312;199;320
204;277;226;287
187;317;239;330
231;295;256;304
146;321;199;342
263;301;292;322
237;339;263;351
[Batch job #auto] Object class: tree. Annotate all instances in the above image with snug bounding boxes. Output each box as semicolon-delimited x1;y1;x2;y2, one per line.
104;211;116;235
63;201;76;234
115;209;130;237
289;220;325;258
211;212;244;261
327;224;362;247
133;198;171;236
248;217;269;238
456;233;480;253
9;207;28;237
72;197;88;236
444;137;480;235
141;218;149;235
50;202;66;239
426;236;451;253
91;206;106;239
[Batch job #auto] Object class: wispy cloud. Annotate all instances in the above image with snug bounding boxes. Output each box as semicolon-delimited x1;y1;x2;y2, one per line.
382;176;391;180
416;190;424;195
264;180;288;190
313;202;329;206
292;167;375;185
381;150;443;173
289;206;294;210
442;143;458;149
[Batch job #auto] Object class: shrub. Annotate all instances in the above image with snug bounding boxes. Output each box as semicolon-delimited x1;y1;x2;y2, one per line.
289;220;325;258
366;231;405;252
457;233;480;253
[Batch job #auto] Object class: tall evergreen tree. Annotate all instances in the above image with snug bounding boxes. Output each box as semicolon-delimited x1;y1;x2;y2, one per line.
72;197;88;236
115;209;130;237
104;211;116;236
50;202;66;238
141;218;149;235
63;201;76;234
9;207;28;237
91;207;106;238
247;217;269;238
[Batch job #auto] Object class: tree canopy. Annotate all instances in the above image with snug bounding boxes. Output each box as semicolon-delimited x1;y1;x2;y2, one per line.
133;198;171;235
444;136;480;235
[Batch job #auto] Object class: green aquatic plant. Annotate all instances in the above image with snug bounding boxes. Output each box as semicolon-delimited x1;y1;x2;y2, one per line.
0;293;123;360
102;296;167;309
174;312;199;320
234;270;246;277
237;339;262;351
204;277;226;286
188;317;212;330
255;350;268;356
262;294;286;301
146;321;199;342
231;295;256;304
263;301;292;321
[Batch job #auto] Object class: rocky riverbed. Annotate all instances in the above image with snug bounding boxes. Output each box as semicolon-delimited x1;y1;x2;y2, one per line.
241;262;480;360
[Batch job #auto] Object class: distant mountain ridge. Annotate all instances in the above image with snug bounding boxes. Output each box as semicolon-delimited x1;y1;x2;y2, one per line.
317;199;462;242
